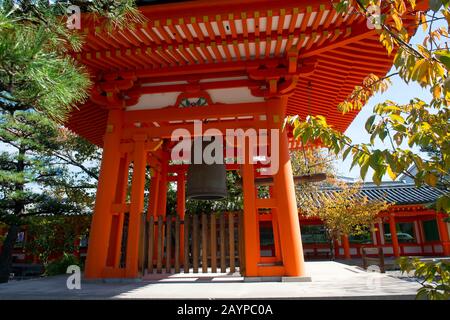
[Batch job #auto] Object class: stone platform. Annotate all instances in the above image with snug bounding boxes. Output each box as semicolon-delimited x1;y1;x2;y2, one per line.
0;261;421;300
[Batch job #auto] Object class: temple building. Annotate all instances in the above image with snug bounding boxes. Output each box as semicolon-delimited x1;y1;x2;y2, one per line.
4;0;445;280
4;178;449;277
298;181;450;260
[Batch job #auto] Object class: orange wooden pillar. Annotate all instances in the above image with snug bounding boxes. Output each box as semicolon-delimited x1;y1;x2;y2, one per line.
437;214;450;256
177;173;186;263
242;143;259;276
147;167;160;265
389;215;400;257
342;235;351;259
85;108;124;279
109;154;130;268
125;135;147;278
268;97;305;277
375;221;383;246
148;169;161;218
157;151;169;217
155;151;168;266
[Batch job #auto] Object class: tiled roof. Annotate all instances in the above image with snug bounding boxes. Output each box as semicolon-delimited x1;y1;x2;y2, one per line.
310;183;447;206
67;1;424;146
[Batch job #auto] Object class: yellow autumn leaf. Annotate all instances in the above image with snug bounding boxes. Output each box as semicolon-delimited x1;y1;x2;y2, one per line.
433;84;442;99
392;12;403;31
387;166;398;180
425;173;438;187
421;12;428;32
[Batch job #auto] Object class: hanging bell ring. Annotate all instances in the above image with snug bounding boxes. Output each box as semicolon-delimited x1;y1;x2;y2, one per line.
186;138;228;200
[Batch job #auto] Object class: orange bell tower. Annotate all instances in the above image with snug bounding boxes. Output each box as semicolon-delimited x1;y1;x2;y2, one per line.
65;0;423;279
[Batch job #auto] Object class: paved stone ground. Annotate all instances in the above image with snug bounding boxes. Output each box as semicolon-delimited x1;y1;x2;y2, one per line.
0;261;422;300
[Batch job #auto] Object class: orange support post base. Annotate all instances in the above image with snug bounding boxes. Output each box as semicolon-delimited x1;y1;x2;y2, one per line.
267;97;306;277
389;215;400;257
84;109;123;279
342;235;351;259
437;214;450;256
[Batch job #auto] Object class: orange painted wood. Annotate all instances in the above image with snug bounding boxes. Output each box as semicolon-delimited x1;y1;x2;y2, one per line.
277;9;285;35
216;16;227;39
106;214;120;267
114;213;125;268
193;215;199;273
267;98;305;277
202;214;208;273
271;208;282;261
124;102;266;124
229;213;235;273
166;215;172;273
188;44;205;63
257;265;285;277
123;120;269;140
125;136;147;278
178;19;193;42
389;215;400;257
242;145;258;276
147;171;160;219
302;27;377;59
288;8;299;33
84;110;123;279
68;0;426;150
210;214;217;273
73;1;426;281
157;153;169;217
342;234;351;259
312;5;326;30
228;13;238;39
255;198;277;209
177;174;186;264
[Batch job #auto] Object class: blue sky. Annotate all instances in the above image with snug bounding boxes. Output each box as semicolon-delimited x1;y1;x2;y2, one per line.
337;72;431;180
336;26;436;181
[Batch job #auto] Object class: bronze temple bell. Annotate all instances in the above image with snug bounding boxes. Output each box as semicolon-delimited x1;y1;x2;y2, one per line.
186;138;228;200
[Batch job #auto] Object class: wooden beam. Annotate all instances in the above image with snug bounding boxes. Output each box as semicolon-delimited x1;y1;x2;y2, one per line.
124;102;267;125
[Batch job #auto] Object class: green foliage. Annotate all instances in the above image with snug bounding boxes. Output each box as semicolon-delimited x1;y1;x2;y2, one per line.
299;181;390;241
85;0;144;31
24;215;91;265
0;7;91;123
0;110;98;226
290;148;336;178
289;100;450;214
0;0;128;227
290;149;388;257
0;1;144;122
291;0;450;298
45;253;80;276
398;257;450;300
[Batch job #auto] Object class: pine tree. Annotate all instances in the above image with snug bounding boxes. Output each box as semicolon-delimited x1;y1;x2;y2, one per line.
0;1;139;282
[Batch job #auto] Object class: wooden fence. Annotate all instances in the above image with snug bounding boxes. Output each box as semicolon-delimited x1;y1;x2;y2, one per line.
135;212;245;275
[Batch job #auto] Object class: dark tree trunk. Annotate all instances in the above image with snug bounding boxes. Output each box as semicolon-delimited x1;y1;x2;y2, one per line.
329;238;334;261
0;224;19;283
0;147;26;283
326;230;335;261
